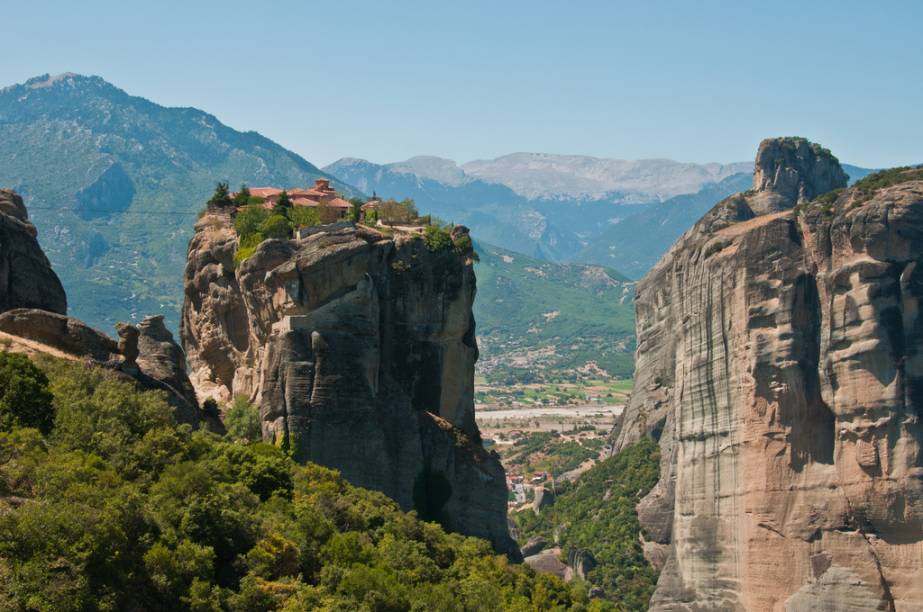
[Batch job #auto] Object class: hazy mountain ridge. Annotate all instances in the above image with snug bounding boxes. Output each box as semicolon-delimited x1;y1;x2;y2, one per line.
462;152;753;201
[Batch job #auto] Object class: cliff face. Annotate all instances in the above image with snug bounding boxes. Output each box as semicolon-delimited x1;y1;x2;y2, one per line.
614;138;923;610
0;189;66;314
0;189;198;424
181;214;518;558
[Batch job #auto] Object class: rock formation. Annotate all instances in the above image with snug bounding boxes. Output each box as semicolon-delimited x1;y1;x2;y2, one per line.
0;189;198;425
612;138;923;610
0;189;66;314
181;213;519;558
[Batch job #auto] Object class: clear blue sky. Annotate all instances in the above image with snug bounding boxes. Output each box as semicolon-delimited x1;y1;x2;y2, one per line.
1;1;921;168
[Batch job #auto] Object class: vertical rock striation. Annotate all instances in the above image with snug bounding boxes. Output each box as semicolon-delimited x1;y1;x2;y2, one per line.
181;216;518;558
613;138;923;610
0;189;66;314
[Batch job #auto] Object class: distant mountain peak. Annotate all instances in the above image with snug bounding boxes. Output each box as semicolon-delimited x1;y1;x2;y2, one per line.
462;152;753;200
388;156;468;186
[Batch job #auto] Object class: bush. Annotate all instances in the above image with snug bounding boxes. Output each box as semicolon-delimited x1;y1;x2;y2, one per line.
288;206;321;229
0;352;54;434
225;395;262;443
378;198;418;225
258;214;292;240
424;225;453;252
234;205;270;240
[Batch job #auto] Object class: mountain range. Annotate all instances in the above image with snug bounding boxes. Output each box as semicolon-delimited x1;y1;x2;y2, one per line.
325;156;875;276
0;73;352;332
0;73;875;381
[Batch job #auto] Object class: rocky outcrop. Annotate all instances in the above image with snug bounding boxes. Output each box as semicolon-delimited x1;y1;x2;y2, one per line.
0;189;198;425
613;138;923;610
0;189;66;314
181;215;518;558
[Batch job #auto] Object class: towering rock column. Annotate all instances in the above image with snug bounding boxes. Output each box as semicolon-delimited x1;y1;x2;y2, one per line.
613;138;923;610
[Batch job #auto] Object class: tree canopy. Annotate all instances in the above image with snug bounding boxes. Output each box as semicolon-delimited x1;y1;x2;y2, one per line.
0;355;612;611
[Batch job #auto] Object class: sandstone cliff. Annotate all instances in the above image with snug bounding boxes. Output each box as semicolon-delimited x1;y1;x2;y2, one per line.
613;138;923;610
0;189;198;425
181;213;518;558
0;189;66;314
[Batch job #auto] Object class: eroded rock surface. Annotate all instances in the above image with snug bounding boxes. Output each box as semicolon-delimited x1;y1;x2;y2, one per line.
181;216;518;558
0;189;198;425
0;189;66;314
613;138;923;610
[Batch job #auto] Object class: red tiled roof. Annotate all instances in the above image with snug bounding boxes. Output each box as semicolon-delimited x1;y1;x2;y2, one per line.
248;187;283;198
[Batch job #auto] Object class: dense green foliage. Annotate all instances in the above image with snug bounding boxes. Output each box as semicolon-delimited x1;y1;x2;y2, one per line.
258;215;292;240
0;356;606;611
513;438;661;609
272;190;293;216
424;224;453;252
0;352;55;435
473;243;636;382
224;396;262;443
288;206;321;229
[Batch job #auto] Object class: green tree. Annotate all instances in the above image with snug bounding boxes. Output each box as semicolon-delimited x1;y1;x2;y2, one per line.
273;190;293;216
225;396;262;443
233;184;252;207
288;205;321;229
234;205;270;240
0;352;54;434
378;198;418;225
348;198;364;223
258;214;292;240
208;181;233;208
424;225;453;252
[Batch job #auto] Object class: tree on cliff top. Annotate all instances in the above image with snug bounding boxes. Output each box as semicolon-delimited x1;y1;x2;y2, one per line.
208;181;234;208
272;190;293;216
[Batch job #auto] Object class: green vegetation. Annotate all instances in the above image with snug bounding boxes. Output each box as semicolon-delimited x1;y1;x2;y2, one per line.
378;198;419;225
288;205;321;229
0;352;55;434
501;432;605;479
233;184;251;207
513;438;661;609
272;190;293;216
258;214;292;240
208;181;234;208
474;243;636;383
0;354;609;611
424;224;453;252
853;165;923;198
224;396;262;443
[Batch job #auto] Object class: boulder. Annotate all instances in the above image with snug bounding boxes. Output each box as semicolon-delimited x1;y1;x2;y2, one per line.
0;190;66;314
520;536;549;557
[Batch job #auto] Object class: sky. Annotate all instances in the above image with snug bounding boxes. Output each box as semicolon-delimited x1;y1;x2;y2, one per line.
1;1;921;169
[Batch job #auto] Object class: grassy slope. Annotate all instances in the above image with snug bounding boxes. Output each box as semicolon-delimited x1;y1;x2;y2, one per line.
473;241;636;382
